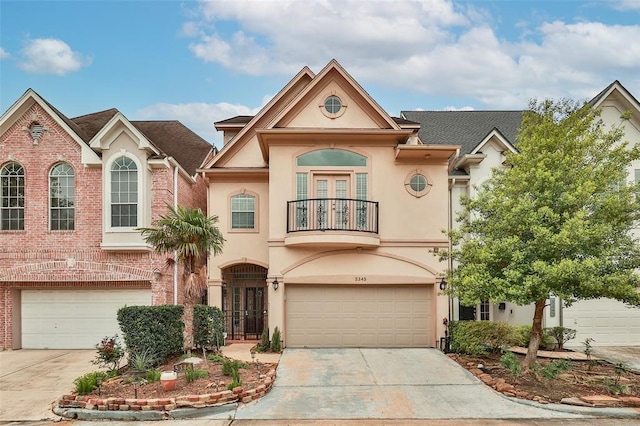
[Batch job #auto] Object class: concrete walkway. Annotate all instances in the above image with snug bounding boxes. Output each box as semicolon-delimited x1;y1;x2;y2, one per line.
0;349;96;421
221;343;281;364
588;347;640;373
235;348;609;420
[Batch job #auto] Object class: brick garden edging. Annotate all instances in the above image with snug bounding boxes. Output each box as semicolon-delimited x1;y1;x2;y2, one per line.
55;368;276;413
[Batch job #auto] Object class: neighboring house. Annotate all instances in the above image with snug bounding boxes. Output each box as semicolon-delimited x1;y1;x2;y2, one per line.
0;89;213;349
201;60;457;348
404;80;640;346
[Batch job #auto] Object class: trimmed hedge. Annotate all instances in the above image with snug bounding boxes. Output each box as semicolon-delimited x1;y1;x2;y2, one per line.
117;305;184;364
450;321;518;355
193;304;225;350
450;321;559;355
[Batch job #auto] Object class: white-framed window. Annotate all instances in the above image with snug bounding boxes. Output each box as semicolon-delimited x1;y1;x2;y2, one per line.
480;300;490;321
110;156;138;227
231;194;255;229
404;169;433;198
0;162;25;230
49;163;75;231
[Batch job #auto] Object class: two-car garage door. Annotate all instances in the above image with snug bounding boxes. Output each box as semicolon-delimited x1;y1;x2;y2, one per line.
563;298;640;346
21;289;151;349
286;285;433;347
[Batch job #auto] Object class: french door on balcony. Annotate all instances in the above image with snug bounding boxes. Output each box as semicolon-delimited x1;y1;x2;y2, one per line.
314;174;350;230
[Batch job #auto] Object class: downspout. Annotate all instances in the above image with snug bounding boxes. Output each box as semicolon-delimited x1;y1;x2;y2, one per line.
173;163;179;305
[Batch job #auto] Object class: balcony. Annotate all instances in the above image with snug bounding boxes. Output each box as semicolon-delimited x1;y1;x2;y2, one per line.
285;198;380;247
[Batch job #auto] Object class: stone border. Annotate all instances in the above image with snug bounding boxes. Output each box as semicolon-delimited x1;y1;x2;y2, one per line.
55;368;275;416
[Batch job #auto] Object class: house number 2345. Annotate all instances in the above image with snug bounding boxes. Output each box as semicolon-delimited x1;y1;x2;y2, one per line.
355;276;367;282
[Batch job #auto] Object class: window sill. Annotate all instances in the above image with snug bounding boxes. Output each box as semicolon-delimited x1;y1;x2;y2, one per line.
100;242;151;252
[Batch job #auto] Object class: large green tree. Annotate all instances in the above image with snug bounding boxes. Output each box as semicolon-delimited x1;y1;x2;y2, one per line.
138;205;224;353
446;99;640;368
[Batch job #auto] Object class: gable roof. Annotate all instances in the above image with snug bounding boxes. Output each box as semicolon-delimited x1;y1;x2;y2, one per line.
204;66;316;168
0;89;212;176
401;110;523;156
131;120;213;175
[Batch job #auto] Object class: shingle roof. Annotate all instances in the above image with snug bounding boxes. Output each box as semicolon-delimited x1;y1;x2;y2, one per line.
71;109;119;141
131;121;213;175
215;115;254;126
401;110;523;155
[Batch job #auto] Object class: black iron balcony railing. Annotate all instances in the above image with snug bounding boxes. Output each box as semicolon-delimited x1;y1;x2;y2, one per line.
287;198;379;233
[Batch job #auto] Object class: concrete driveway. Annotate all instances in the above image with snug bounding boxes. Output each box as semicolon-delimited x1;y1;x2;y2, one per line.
236;348;590;420
0;349;96;421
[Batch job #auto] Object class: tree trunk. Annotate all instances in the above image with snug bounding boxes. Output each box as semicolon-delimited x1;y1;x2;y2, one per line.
523;298;546;369
183;300;194;356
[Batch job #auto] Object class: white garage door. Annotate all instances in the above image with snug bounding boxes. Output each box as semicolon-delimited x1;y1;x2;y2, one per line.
564;298;640;346
22;289;151;349
286;285;433;348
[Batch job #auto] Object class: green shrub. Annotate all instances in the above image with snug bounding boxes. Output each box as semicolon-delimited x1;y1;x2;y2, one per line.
92;335;125;372
450;321;517;354
128;347;158;372
117;305;183;365
74;371;111;395
221;359;249;376
500;350;522;377
185;367;209;383
193;305;225;350
207;354;225;363
270;327;282;352
544;326;577;350
258;327;270;351
540;359;570;379
146;369;161;382
227;368;242;390
512;325;556;350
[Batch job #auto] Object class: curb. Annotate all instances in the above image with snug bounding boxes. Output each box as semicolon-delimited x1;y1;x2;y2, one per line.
53;401;238;421
509;397;640;419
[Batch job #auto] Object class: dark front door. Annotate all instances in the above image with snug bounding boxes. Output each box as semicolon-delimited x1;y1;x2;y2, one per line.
459;302;476;321
245;287;264;337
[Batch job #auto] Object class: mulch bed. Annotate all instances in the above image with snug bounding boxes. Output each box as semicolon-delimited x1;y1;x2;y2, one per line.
450;351;640;406
86;354;275;400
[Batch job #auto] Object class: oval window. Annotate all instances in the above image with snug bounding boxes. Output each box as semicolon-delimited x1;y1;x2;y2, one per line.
324;96;342;114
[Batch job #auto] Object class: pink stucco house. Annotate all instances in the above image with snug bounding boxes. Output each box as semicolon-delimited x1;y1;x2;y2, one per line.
201;60;458;347
0;89;213;349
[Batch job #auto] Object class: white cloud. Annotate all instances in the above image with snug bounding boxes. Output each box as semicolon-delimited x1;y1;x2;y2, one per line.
184;0;640;110
0;47;9;59
18;38;90;75
613;0;640;10
135;101;263;147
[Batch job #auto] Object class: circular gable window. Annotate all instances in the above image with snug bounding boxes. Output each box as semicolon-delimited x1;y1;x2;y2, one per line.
324;95;342;114
320;94;347;118
404;171;432;198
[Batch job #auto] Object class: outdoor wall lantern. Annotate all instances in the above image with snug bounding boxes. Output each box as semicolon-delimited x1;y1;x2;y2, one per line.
439;277;448;291
153;269;161;281
272;278;279;291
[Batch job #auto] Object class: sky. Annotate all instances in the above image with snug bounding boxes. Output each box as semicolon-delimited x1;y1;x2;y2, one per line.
1;0;640;148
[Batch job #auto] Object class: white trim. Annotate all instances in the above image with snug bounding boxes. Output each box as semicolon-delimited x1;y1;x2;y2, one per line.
104;152;144;232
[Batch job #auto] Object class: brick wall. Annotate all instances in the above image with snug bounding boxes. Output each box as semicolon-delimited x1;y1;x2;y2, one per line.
0;102;206;349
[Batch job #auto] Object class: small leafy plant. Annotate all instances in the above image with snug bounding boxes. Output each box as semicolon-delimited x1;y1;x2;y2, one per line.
258;327;270;352
207;354;225;363
92;335;125;372
146;369;161;382
270;327;282;352
582;337;597;370
500;350;522;377
185;366;209;383
227;368;242;390
74;371;111;395
128;347;157;373
539;359;570;380
543;326;576;351
222;359;249;376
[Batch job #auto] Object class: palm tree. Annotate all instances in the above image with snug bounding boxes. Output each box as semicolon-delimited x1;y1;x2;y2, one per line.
138;205;224;354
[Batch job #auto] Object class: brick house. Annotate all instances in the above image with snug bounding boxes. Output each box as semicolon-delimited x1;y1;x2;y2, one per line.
0;89;214;349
